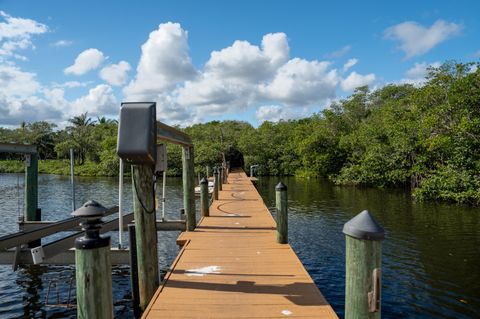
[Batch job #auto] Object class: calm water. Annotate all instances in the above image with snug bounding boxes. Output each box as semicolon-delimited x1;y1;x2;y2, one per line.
0;174;479;318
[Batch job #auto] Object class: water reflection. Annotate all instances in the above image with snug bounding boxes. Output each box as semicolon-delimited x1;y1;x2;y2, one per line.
256;177;480;318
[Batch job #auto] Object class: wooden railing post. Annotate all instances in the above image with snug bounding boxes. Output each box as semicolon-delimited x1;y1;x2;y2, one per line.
343;210;384;319
200;177;209;217
182;146;196;231
213;167;219;200
73;201;112;319
132;165;159;311
275;182;288;244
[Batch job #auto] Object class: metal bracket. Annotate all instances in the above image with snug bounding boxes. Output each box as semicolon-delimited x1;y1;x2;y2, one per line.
12;245;22;271
25;154;31;167
31;246;45;264
368;268;381;312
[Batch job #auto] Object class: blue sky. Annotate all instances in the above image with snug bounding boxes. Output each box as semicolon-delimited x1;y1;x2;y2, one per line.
0;0;479;127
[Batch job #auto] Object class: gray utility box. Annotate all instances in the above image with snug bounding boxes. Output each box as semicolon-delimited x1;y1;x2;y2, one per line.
117;102;157;165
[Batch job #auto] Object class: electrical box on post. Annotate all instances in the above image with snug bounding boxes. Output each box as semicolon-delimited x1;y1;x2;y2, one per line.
117;102;157;165
155;144;168;175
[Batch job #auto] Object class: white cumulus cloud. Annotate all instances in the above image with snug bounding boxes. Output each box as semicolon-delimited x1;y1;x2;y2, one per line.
0;11;47;40
205;33;289;82
258;58;339;105
64;48;105;75
0;64;40;98
341;71;376;91
175;32;289;115
384;20;462;59
123;22;197;101
70;84;118;116
0;11;48;60
100;61;131;86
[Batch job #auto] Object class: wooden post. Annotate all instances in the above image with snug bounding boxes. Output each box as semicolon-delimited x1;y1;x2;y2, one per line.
275;182;288;244
73;201;112;319
25;153;40;247
343;210;384;319
76;245;112;318
213;168;219;200
200;177;209;217
182;146;196;231
24;153;38;222
131;165;159;311
70;148;76;212
223;164;228;183
218;167;223;191
206;166;209;178
128;224;141;319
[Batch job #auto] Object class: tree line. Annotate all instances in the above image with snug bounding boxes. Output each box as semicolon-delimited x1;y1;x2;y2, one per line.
1;61;479;204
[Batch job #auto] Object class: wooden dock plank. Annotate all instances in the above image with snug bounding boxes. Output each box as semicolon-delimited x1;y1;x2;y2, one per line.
143;170;338;319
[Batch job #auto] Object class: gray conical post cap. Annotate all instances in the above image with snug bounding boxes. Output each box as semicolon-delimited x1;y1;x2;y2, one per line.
343;210;385;240
200;177;208;185
275;182;287;191
71;200;107;219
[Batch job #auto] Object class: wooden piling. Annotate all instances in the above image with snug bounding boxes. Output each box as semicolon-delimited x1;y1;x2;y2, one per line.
131;165;159;311
343;210;384;319
213;168;219;200
275;182;288;244
128;224;142;319
24;153;38;222
25;153;40;247
182;146;196;231
75;245;113;319
73;200;112;319
200;177;209;217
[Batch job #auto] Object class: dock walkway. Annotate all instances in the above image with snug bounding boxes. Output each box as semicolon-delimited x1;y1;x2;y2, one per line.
143;169;338;318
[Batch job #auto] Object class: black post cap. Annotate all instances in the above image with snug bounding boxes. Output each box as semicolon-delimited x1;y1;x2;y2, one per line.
71;200;107;219
73;200;110;249
275;182;287;191
200;177;208;185
343;210;385;241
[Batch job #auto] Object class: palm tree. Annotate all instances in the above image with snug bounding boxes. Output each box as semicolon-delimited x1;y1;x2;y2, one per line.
67;112;95;165
69;113;96;128
96;116;118;125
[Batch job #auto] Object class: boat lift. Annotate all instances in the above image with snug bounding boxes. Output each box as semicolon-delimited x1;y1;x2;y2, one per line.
0;117;195;268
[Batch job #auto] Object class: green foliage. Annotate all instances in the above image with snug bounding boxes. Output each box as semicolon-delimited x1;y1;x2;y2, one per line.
1;61;479;204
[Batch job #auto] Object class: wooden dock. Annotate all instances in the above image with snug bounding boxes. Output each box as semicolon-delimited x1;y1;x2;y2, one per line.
143;169;338;318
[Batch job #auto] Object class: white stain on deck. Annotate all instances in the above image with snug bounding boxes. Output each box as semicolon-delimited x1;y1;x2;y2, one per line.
282;310;293;316
185;265;221;277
